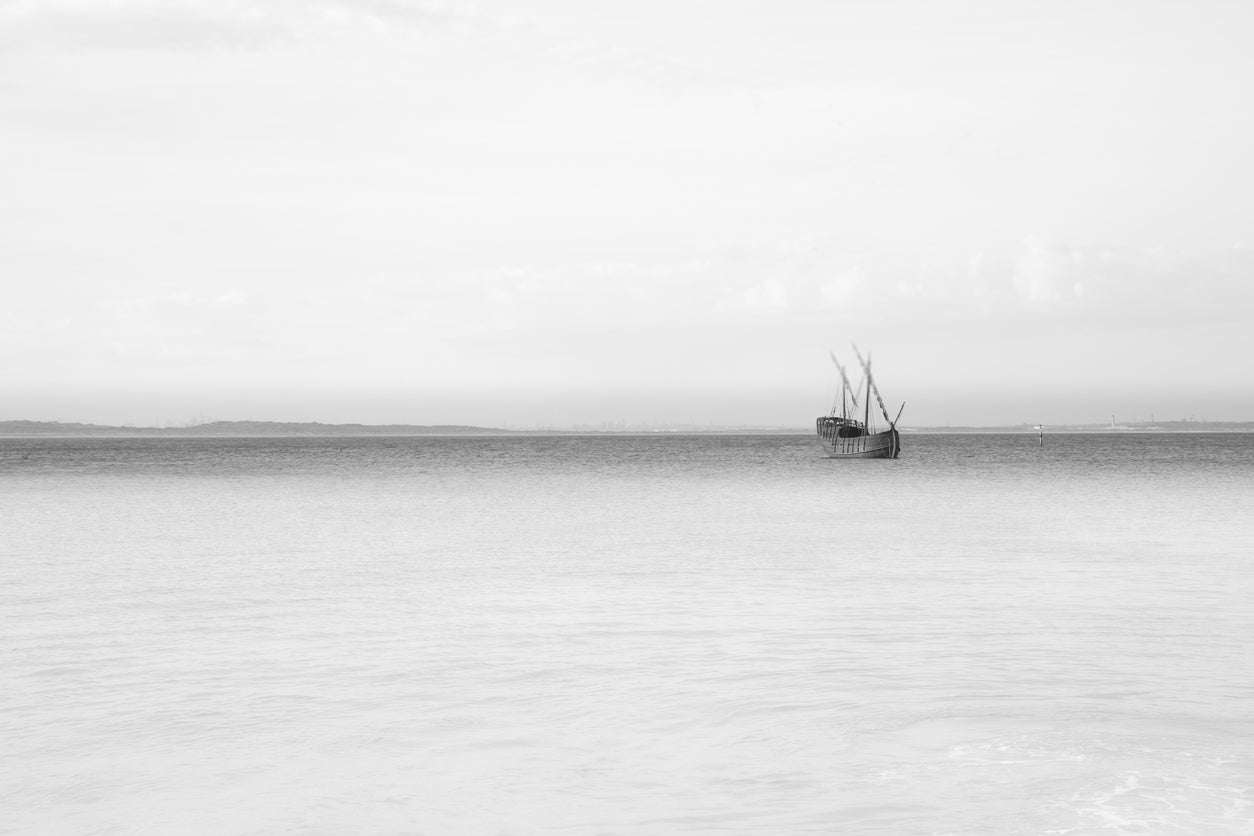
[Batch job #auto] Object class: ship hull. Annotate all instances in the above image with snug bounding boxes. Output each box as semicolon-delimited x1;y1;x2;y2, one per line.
817;428;900;459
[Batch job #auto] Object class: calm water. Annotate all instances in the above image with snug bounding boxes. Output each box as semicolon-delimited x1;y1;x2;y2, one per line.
2;433;1253;834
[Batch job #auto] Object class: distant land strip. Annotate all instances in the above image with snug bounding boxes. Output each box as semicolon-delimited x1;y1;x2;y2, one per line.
0;420;507;437
0;420;796;436
2;419;1253;437
904;422;1254;433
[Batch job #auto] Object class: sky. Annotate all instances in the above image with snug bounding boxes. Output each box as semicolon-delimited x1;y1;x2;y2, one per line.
3;0;1253;427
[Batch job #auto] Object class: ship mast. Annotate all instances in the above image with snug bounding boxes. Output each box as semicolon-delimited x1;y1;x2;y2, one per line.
829;352;859;422
863;363;870;429
853;343;893;426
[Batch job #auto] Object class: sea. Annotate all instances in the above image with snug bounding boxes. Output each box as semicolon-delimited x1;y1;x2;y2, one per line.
2;432;1252;835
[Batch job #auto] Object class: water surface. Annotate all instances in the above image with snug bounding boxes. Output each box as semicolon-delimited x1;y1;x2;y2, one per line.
2;433;1252;833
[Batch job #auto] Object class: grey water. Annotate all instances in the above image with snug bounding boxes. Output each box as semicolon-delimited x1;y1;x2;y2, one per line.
2;433;1252;834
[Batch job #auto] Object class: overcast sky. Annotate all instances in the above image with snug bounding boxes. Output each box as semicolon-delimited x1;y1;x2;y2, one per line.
3;0;1252;427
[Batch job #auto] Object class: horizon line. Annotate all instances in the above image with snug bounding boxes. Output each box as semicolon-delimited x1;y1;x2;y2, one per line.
3;418;1253;438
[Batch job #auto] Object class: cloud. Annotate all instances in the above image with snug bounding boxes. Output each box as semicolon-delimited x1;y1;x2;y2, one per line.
716;278;789;316
0;1;289;50
416;238;1253;338
1011;235;1077;306
0;0;457;51
758;237;1254;328
997;238;1254;325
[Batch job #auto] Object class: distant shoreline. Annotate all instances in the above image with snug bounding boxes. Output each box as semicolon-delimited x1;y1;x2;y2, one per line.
2;419;1252;438
0;420;509;438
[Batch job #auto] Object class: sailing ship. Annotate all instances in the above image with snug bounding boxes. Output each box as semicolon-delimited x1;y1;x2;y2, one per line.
816;345;903;459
